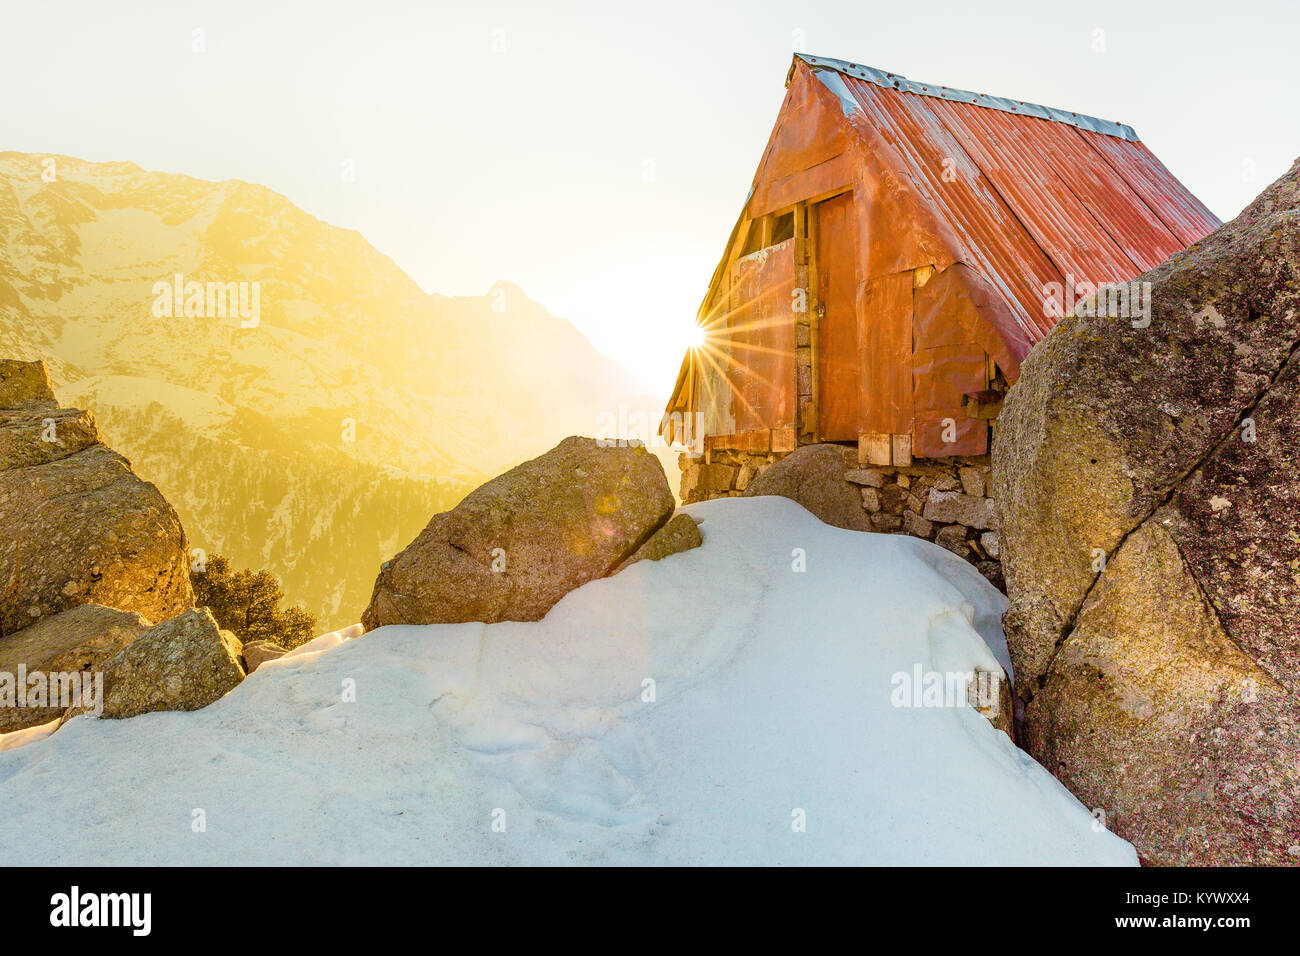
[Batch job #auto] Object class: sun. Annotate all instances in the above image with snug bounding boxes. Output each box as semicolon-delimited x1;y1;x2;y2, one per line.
686;323;707;349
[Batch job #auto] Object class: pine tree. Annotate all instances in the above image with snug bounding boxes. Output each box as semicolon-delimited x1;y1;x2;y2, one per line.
192;554;318;649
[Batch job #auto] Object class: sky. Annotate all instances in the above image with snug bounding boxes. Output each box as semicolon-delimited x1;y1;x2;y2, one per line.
3;0;1298;395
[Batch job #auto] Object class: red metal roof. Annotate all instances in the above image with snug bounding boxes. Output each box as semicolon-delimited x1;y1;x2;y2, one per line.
804;56;1222;352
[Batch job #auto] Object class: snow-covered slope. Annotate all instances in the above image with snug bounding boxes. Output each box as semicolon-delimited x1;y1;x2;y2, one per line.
0;498;1136;865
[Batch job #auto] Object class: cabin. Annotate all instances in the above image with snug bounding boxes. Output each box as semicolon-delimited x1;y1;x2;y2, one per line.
662;54;1220;526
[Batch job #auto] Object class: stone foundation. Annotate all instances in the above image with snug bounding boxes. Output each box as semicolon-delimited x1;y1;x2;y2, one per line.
680;444;1003;590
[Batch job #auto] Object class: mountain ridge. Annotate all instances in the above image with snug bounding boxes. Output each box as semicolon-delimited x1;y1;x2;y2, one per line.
0;151;668;628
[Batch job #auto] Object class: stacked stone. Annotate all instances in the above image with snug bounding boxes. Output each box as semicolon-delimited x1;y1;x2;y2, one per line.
679;446;1002;589
845;460;1001;588
678;449;781;502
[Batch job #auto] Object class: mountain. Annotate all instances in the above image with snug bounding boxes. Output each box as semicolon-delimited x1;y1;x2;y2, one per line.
0;152;665;629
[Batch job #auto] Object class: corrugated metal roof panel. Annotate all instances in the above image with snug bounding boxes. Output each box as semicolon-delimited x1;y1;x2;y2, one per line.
794;54;1140;141
830;72;1065;342
1083;135;1223;246
814;57;1221;348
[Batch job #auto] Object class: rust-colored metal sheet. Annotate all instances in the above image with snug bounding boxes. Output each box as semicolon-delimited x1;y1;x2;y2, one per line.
818;68;1067;343
815;192;860;440
914;413;987;458
858;270;913;436
662;54;1221;460
826;62;1220;352
912;345;984;413
1084;135;1222;247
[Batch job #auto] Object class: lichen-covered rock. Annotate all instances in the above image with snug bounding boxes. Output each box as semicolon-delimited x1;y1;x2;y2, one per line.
241;639;288;673
95;608;245;719
613;513;702;573
0;604;151;732
742;444;871;531
0;443;194;636
993;156;1300;865
362;437;674;628
0;361;193;636
0;359;56;410
0;407;102;471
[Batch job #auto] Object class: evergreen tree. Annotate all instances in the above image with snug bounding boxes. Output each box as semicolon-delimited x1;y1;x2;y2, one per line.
192;554;318;650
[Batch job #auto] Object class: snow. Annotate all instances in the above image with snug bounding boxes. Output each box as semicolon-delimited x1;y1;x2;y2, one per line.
0;496;1136;865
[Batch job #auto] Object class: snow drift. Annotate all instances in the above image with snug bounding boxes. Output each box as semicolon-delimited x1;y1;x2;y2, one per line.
0;496;1135;865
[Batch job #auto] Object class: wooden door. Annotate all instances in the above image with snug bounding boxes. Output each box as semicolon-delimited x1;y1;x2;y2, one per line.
814;193;859;441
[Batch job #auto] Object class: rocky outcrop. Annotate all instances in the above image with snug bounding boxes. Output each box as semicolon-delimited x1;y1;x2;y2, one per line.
362;437;675;629
0;360;193;636
0;604;151;732
93;608;245;719
242;640;288;673
0;359;56;409
993;157;1300;865
613;513;702;572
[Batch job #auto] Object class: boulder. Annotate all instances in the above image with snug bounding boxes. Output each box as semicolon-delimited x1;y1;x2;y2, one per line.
0;406;102;471
0;604;151;732
242;639;288;673
992;157;1300;865
0;361;193;636
362;437;674;628
0;443;193;635
0;359;56;409
741;444;871;531
613;513;702;572
93;608;245;719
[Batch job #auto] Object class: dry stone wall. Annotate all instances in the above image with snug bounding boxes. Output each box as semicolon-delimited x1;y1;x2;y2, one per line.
679;444;1002;589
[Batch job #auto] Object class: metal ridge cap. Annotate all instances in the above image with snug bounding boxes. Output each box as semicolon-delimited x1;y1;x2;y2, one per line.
793;53;1139;142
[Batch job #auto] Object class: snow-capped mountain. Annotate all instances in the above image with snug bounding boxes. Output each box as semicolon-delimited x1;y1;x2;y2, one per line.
0;152;663;627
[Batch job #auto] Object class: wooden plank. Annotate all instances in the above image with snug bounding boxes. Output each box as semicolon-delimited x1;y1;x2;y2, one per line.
807;200;822;442
859;433;891;465
706;430;772;453
771;427;797;453
892;433;913;467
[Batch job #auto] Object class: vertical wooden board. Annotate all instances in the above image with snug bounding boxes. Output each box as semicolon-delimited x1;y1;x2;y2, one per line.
891;433;913;467
858;433;891;465
814;192;860;440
